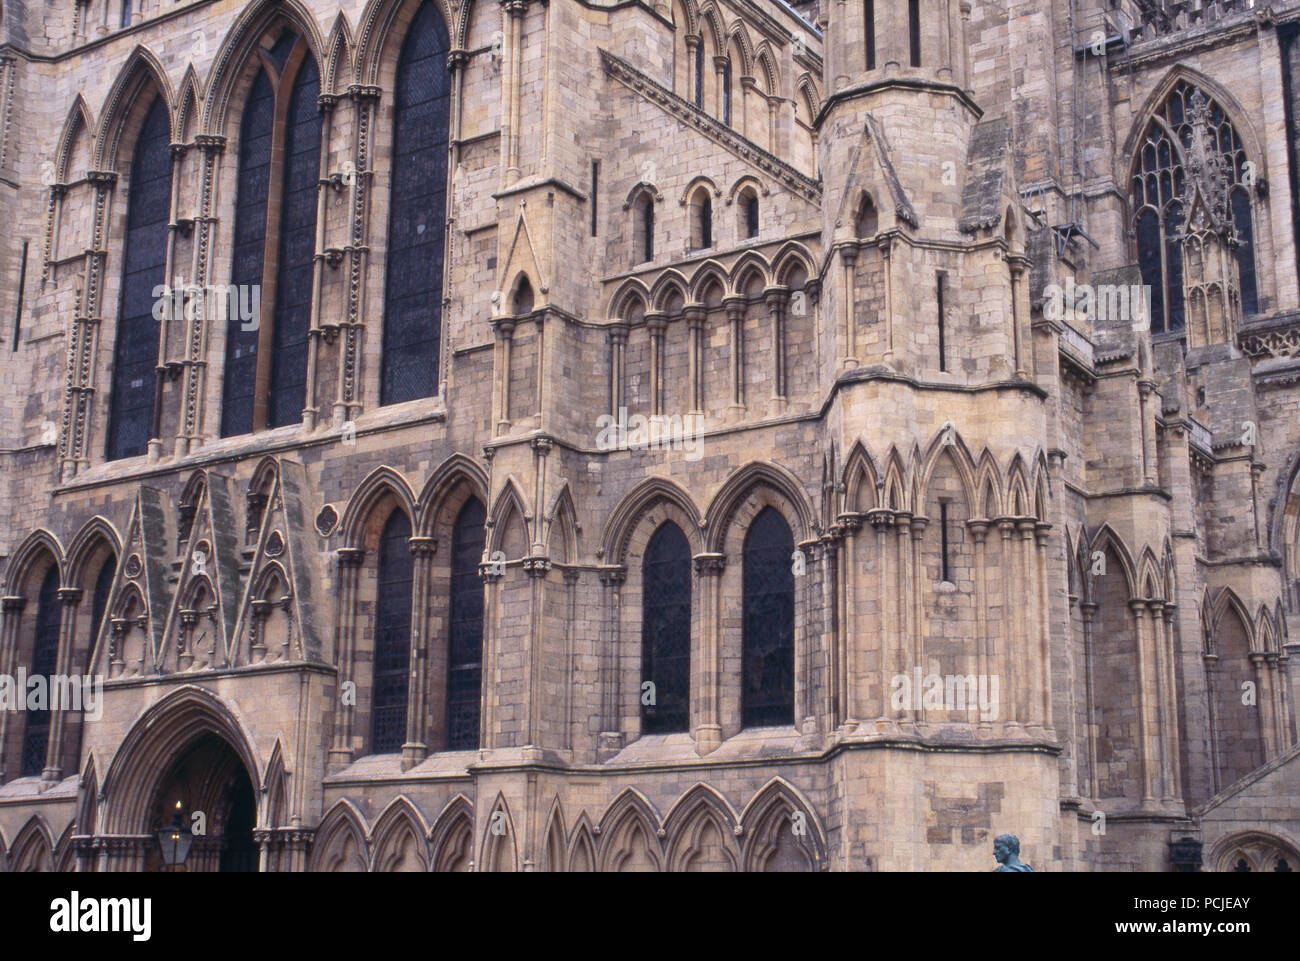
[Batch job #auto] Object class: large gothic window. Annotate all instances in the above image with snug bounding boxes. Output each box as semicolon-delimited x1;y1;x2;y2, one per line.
21;568;61;777
447;497;485;750
1131;81;1258;334
742;507;795;728
371;509;413;754
107;95;172;461
381;1;451;406
221;31;321;437
641;522;691;734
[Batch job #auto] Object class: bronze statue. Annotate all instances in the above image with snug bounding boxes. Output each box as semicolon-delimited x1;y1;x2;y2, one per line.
993;834;1035;872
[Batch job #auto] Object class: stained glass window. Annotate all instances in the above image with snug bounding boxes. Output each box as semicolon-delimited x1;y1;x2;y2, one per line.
221;34;321;436
447;497;485;750
371;509;412;754
641;522;691;734
21;568;60;777
1131;82;1258;333
381;1;451;406
107;96;172;461
742;507;795;728
268;54;320;428
221;69;273;438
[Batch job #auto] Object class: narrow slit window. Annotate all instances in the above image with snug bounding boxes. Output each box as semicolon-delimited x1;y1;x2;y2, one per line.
937;271;947;372
909;0;922;67
11;239;27;351
865;0;876;71
591;160;599;237
940;502;951;583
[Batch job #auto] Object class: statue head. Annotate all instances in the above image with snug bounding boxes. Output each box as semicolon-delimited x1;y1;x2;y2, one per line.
993;834;1020;864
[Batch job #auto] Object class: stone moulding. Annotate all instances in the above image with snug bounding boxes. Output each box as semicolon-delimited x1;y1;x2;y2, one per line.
598;48;822;206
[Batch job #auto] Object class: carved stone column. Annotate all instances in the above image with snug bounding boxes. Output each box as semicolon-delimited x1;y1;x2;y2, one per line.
685;305;705;414
596;565;626;757
328;547;365;771
179;135;225;455
646;312;666;416
42;587;82;781
724;295;745;412
764;287;789;400
0;596;27;779
841;245;858;368
404;536;437;768
693;552;725;754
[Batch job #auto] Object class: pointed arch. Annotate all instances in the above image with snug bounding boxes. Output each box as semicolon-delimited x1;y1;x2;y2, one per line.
1136;547;1163;600
369;795;431;872
739;777;826;871
729;249;772;294
354;0;458;85
428;794;474;872
842;440;879;513
201;0;327;134
323;12;356;94
568;814;597;872
174;66;203;142
3;529;64;596
1087;524;1138;598
698;2;726;56
1004;452;1033;517
608;277;651;322
649;270;690;313
727;20;756;77
487;476;531;557
705;460;814;553
678;174;722;209
55;96;96;183
916;428;978;511
754;44;779;96
1211;587;1257;652
480;793;519;872
93;45;175;170
416;452;490;535
664;784;740;871
261;738;289;829
603;476;703;565
310;799;370;871
688;258;731;303
100;685;262;835
339;466;418;548
545;481;580;565
876;447;907;512
771;241;815;288
973;450;1003;518
8;815;55;872
541;797;567;872
795;73;820;127
64;517;121;588
1121;64;1264;174
597;788;664;872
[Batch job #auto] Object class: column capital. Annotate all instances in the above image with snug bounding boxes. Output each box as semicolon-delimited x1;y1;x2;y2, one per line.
407;536;437;557
693;552;726;576
336;547;365;569
57;587;83;606
597;564;627;587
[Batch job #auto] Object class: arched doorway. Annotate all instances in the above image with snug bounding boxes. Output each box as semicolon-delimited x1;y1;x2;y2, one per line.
144;733;259;872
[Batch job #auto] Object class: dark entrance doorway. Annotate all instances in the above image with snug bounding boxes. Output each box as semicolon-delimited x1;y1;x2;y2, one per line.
146;732;259;872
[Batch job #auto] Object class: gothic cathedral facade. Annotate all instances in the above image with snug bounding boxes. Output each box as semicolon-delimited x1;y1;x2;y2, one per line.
0;0;1297;872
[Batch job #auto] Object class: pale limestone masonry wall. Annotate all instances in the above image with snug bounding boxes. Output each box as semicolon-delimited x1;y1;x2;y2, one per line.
0;0;1297;873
